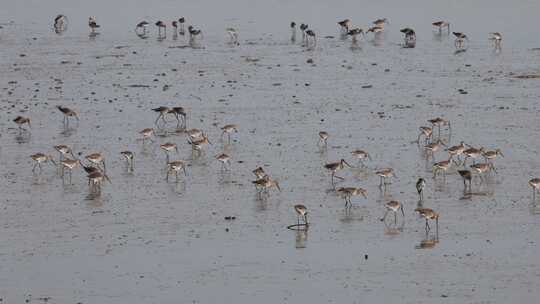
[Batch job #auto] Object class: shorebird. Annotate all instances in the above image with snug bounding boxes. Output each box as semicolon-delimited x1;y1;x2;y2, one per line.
187;128;204;141
380;200;404;224
120;151;134;171
155;21;166;37
463;147;484;166
253;167;266;179
135;21;149;35
483;149;504;163
54;15;68;33
57;106;79;126
458;170;472;191
325;159;352;185
424;140;445;159
318;131;329;146
470;163;493;181
189;134;211;155
87;171;111;193
529;178;540;200
139;128;154;143
481;149;503;172
400;27;416;46
336;187;367;208
375;168;396;188
215;153;230;170
221;124;239;143
453;32;468;49
290;21;297;42
166;160;187;182
253;176;281;194
347;28;364;43
428;117;451;136
432;21;450;33
88;17;100;33
152;106;170;124
415;208;439;233
489;32;502;47
178;17;185;35
447;141;466;165
226;28;239;45
168;107;187;128
86;153;106;172
54;144;75;160
294;204;308;225
13;116;31;130
433;158;451;178
416;178;426;201
338;19;352;34
60;158;81;183
417;126;433;144
30;153;56;173
300;23;308;41
350;149;371;167
160;142;178;162
188;25;202;42
172;21;178;38
373;18;389;28
305;29;316;45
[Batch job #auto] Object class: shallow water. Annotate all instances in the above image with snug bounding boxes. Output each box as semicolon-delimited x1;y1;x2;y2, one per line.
1;1;540;303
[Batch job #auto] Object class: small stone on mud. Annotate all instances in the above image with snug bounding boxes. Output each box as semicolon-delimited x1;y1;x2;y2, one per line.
307;58;313;64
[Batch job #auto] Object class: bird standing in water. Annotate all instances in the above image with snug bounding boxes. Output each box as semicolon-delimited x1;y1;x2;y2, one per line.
416;178;426;201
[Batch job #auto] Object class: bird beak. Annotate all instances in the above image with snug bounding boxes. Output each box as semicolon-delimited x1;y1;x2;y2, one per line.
104;174;112;184
50;158;57;166
276;182;281;192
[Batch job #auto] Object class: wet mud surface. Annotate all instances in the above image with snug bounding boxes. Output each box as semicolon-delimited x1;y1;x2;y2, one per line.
1;1;540;303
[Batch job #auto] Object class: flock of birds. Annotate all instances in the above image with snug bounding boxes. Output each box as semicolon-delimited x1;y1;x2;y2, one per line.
7;14;538;247
48;14;504;51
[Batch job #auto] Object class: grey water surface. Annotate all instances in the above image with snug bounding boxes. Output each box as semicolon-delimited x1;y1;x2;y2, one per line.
1;0;540;303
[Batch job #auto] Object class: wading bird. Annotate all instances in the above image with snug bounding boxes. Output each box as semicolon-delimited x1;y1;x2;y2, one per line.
415;208;439;233
416;178;426;201
325;159;352;186
155;20;166;37
226;28;239;45
350;149;371;167
294;204;308;225
30;153;56;173
57;106;79;126
166;160;187;182
432;21;450;33
290;21;297;42
86;153;106;172
336;187;367;208
120;151;134;171
529;178;540;200
453;32;468;49
88;17;100;33
375;168;396;188
489;32;502;48
221;124;239;143
380;200;404;224
13;116;31;131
